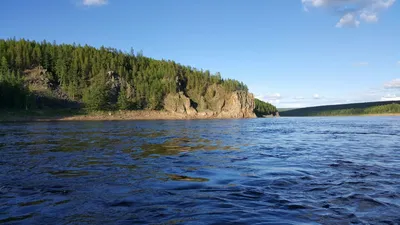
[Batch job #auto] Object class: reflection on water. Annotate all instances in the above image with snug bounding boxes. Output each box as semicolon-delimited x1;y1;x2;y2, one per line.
0;117;400;224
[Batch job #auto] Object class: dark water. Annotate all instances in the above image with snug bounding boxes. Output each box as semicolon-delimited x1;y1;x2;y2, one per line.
1;117;400;225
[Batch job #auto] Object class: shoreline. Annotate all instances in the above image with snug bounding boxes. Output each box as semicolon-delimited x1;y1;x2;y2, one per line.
1;110;399;122
0;110;258;122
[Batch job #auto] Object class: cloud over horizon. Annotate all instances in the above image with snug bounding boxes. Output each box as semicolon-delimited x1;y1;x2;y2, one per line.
302;0;396;27
313;94;321;99
381;93;400;101
82;0;108;6
256;93;283;104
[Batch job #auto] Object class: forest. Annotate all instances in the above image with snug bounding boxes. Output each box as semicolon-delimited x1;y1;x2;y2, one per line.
0;38;250;111
254;99;278;117
280;101;400;116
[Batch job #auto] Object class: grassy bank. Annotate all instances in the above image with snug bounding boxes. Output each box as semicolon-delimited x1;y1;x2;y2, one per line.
280;101;400;117
0;109;86;122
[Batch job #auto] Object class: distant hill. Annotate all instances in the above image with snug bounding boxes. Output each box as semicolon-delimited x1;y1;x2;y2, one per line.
254;99;278;117
280;101;400;117
277;108;297;112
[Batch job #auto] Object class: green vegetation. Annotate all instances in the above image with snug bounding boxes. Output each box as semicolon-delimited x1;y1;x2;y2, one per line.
280;101;400;117
0;38;248;111
0;74;33;109
0;109;85;122
254;99;278;117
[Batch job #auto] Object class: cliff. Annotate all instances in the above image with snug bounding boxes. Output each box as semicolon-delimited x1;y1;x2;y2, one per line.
164;84;256;119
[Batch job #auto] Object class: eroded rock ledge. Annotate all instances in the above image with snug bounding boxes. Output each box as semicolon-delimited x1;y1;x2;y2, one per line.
164;85;256;119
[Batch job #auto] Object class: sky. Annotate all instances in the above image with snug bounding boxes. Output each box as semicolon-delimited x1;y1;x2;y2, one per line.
0;0;399;108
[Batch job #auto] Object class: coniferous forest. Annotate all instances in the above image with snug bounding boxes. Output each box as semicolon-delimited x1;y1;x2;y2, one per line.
0;38;252;111
254;99;278;117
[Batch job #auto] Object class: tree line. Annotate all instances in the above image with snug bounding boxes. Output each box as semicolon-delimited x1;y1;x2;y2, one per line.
0;38;248;110
254;99;278;116
280;101;400;116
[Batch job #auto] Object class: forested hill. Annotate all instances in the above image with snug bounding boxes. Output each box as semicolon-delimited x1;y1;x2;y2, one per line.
0;38;255;114
280;101;400;117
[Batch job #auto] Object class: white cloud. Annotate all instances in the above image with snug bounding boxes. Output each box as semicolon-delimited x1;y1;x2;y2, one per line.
384;79;400;88
336;13;360;27
257;93;282;104
313;94;321;99
360;12;378;22
83;0;108;6
381;94;400;101
302;0;396;27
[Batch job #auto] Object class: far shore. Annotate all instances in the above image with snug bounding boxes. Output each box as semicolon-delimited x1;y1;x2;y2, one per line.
281;113;400;117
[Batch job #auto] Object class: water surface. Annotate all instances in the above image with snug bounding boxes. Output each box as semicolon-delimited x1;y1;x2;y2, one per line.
1;117;400;224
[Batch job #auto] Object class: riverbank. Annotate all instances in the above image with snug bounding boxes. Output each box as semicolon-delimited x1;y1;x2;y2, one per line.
0;110;257;122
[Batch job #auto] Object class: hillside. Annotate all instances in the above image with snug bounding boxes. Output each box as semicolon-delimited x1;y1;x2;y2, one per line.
280;101;400;117
254;99;278;117
0;38;266;119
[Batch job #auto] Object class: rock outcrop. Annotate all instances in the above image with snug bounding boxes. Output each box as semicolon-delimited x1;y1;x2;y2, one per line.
163;85;256;119
164;92;197;116
23;67;80;108
217;91;256;118
106;71;135;104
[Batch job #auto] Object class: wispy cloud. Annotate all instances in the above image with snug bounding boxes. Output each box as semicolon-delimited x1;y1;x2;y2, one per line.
384;79;400;88
83;0;108;6
353;61;369;66
302;0;396;28
397;61;400;65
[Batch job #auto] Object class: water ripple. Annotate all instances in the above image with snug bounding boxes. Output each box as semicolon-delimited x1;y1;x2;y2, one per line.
0;117;399;224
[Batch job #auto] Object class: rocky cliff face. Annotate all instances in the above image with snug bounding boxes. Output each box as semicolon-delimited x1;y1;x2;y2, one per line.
163;85;256;119
164;92;197;116
217;91;256;118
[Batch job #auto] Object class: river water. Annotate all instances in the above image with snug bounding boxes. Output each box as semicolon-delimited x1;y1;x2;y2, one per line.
0;117;399;224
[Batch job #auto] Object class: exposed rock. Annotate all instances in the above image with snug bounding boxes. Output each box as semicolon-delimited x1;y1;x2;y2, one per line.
24;67;51;90
218;91;256;118
164;92;197;115
22;67;80;109
202;84;227;112
163;84;256;119
106;71;135;105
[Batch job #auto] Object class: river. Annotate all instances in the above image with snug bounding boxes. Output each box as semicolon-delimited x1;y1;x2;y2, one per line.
1;117;399;224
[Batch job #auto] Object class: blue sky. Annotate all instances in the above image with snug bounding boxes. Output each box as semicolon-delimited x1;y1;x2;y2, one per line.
0;0;399;107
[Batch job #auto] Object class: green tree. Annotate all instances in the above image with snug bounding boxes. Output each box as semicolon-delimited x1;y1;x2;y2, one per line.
0;56;8;77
